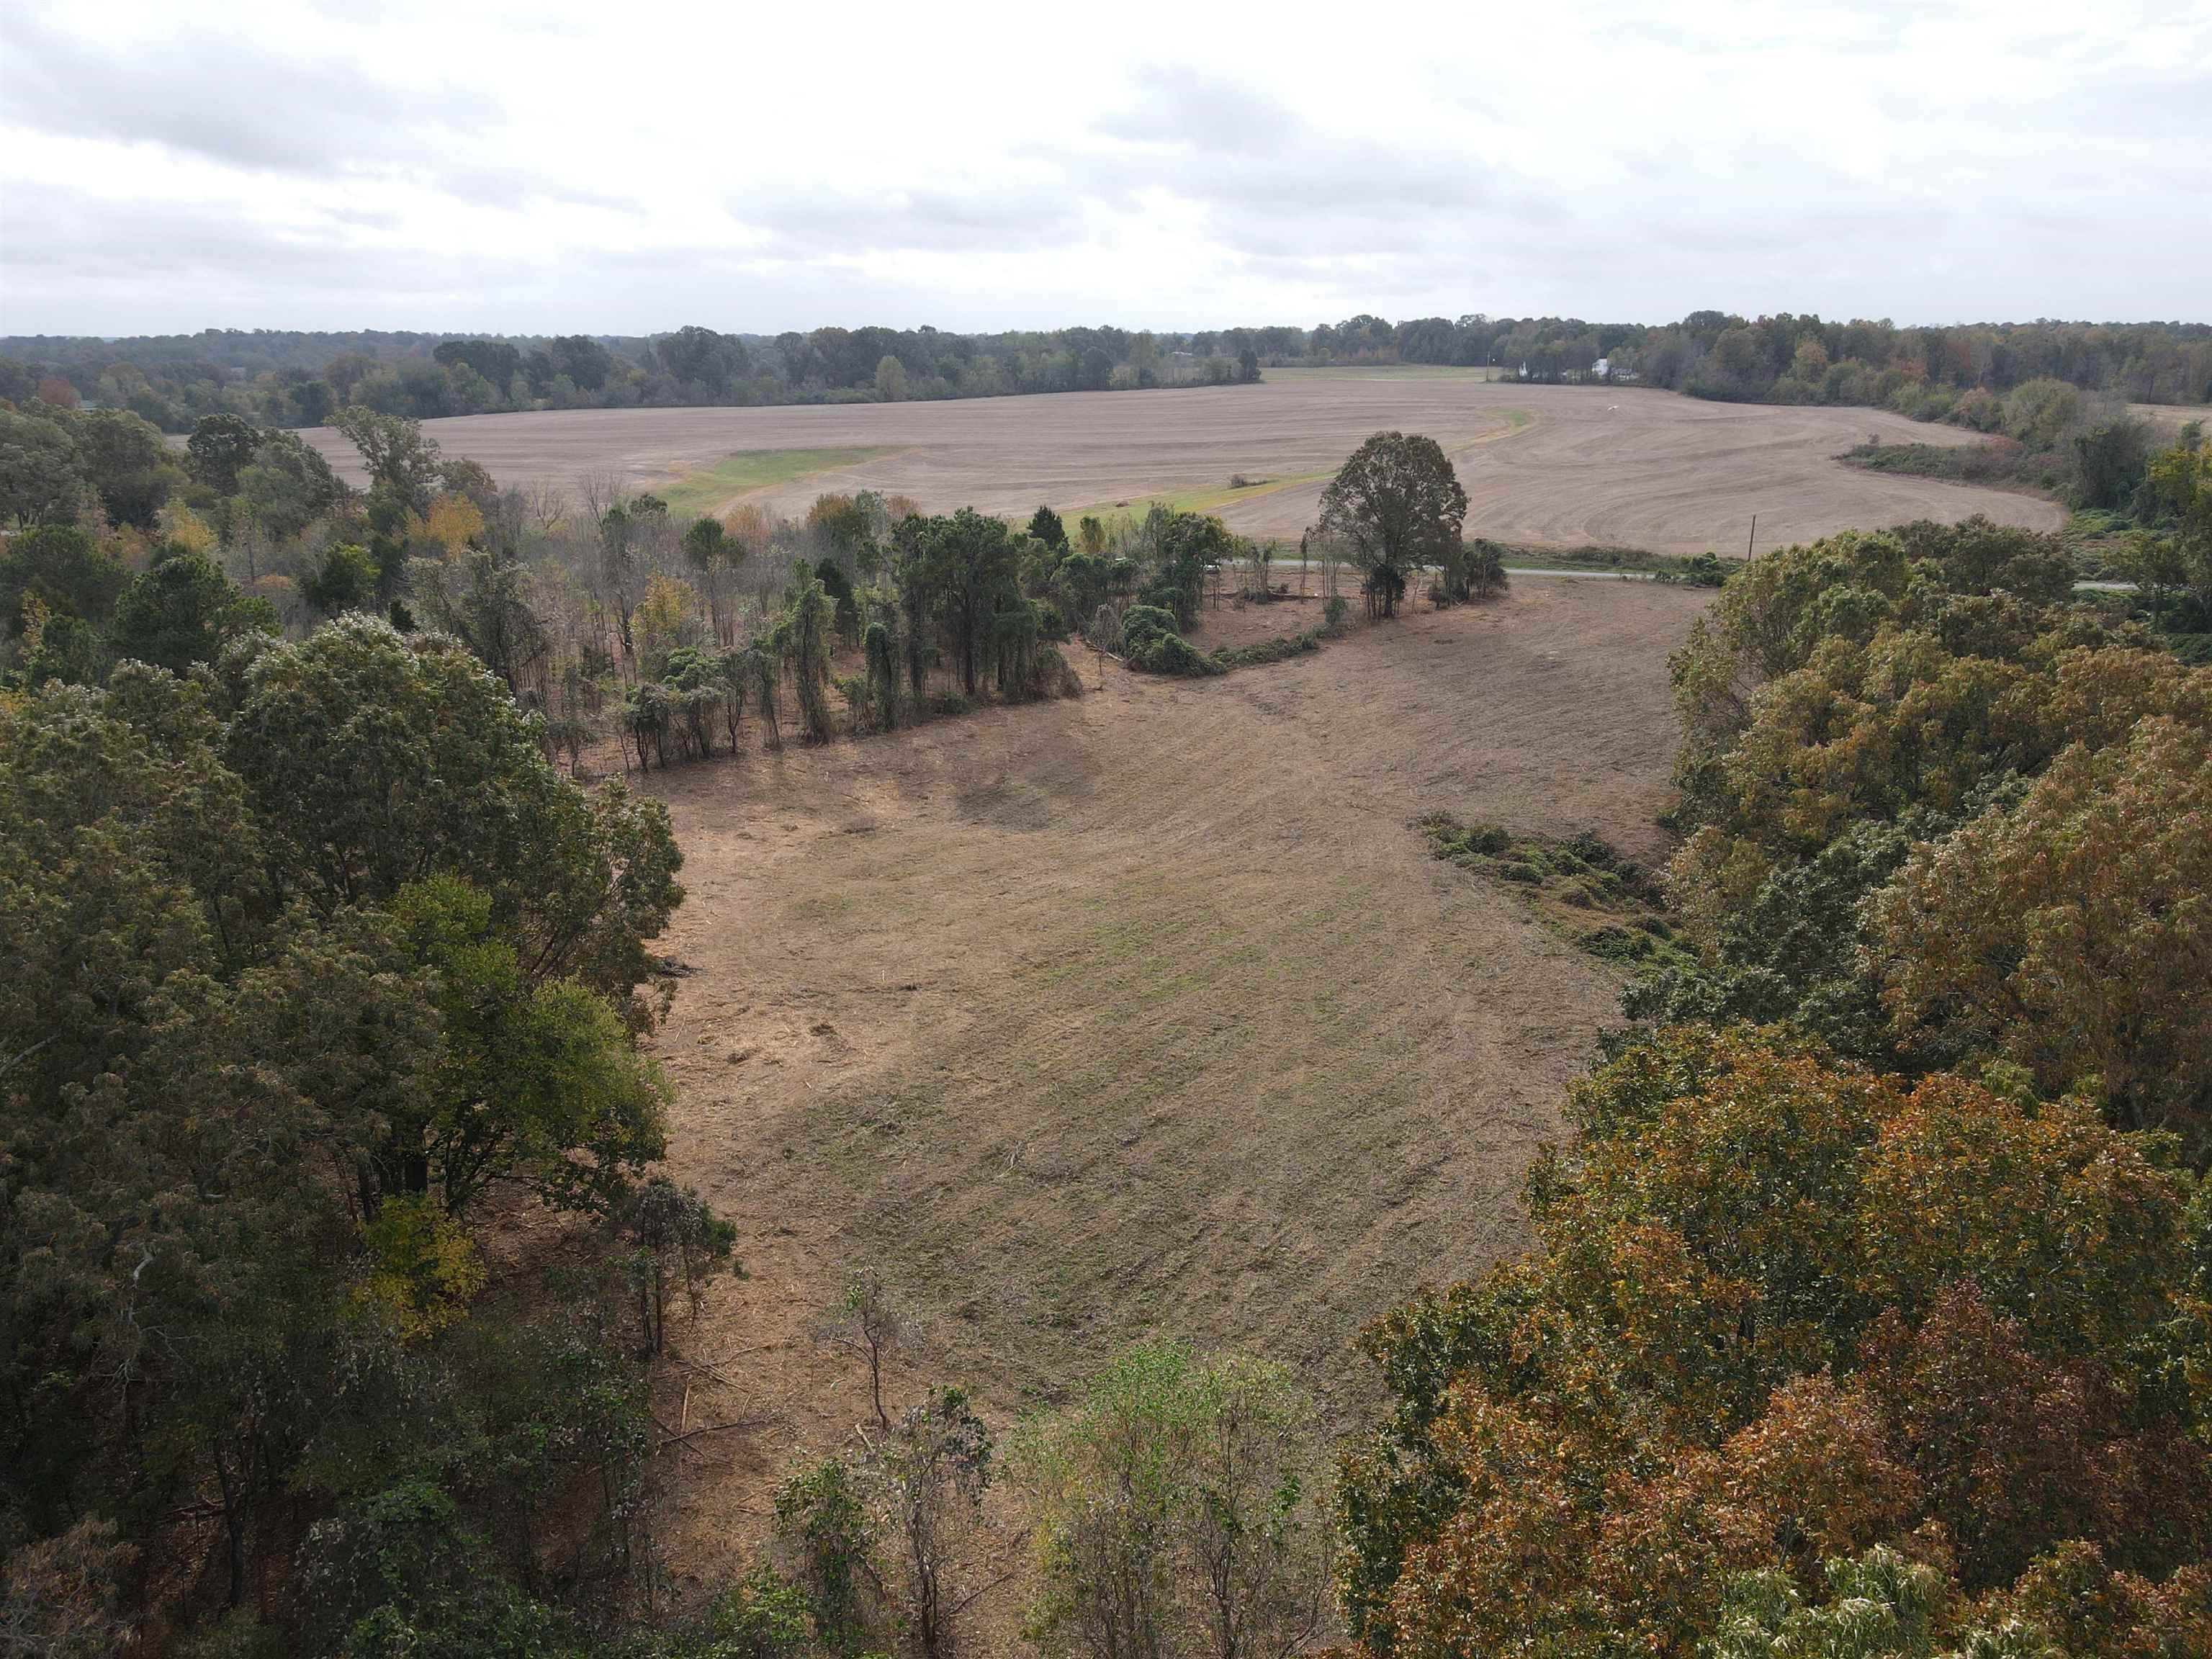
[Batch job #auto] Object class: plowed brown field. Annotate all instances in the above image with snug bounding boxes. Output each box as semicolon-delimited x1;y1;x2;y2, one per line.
634;577;1712;1591
302;367;2063;555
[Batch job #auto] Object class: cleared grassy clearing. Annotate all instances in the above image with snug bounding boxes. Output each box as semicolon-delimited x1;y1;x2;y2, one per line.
633;578;1715;1589
652;445;904;516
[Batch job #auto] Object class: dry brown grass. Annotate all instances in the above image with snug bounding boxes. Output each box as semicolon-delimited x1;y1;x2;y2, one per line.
631;577;1712;1599
2131;403;2208;440
301;368;2062;557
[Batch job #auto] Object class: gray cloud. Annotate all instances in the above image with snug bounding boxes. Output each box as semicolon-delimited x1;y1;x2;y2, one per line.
1074;69;1504;220
1;2;2207;335
1094;66;1303;156
735;182;1084;258
0;11;472;177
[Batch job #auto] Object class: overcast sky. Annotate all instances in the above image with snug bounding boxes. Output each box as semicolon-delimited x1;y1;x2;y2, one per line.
2;0;2207;339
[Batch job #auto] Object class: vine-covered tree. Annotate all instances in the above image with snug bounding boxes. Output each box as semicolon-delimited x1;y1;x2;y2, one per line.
780;559;837;742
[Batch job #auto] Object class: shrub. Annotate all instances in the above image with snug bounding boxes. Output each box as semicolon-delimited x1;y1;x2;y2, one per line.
1213;629;1320;669
1132;628;1223;677
1119;603;1224;675
1118;603;1179;655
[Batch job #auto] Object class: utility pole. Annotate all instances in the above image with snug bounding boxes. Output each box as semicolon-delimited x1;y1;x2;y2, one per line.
1746;513;1758;561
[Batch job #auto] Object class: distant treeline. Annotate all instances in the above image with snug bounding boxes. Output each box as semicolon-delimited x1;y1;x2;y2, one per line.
0;325;1264;433
1291;311;2212;412
4;311;2206;433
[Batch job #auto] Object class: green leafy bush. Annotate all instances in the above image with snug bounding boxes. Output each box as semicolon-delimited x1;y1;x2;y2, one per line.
1213;629;1320;668
1120;603;1224;675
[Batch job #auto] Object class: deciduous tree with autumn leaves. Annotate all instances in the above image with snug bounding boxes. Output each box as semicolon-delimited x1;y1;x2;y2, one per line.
1632;513;2212;1135
1344;507;2212;1658
1336;1027;2212;1658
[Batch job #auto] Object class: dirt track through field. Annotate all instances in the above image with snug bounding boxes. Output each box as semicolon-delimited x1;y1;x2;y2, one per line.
633;578;1709;1589
302;368;2063;556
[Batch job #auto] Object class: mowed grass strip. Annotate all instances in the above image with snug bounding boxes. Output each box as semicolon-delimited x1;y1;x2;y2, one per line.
655;445;906;516
751;822;1476;1405
644;584;1715;1420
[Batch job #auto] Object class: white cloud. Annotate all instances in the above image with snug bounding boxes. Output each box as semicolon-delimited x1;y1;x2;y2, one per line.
1;0;2206;335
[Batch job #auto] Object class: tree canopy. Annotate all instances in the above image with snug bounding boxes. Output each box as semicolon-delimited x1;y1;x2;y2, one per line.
1316;432;1468;618
1338;1025;2211;1659
0;619;690;1642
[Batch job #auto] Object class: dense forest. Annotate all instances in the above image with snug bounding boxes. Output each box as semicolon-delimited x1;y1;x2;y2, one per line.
1342;511;2212;1658
5;368;2212;1655
1293;312;2212;410
0;325;1265;433
4;313;2203;435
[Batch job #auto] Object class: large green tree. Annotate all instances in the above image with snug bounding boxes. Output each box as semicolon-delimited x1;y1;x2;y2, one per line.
333;405;444;516
0;406;84;526
71;408;176;528
1314;432;1467;619
0;671;433;1601
184;411;264;495
225;615;683;1006
0;629;700;1633
108;546;278;674
238;427;351;542
0;523;127;637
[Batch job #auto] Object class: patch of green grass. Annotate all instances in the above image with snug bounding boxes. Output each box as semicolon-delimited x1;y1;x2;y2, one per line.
1210;630;1321;670
1077;469;1336;530
1490;544;1729;581
1838;438;2067;497
1416;812;1695;971
654;446;904;517
1264;364;1507;383
1073;412;1535;530
2064;509;2141;579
